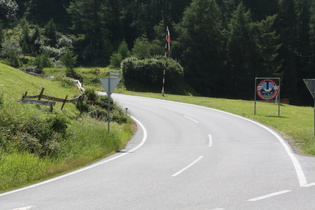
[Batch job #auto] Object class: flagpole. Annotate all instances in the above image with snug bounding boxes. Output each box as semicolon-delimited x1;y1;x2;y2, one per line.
162;26;171;96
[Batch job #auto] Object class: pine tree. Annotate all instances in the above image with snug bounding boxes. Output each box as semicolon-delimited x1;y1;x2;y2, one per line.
44;18;57;46
255;15;282;76
178;0;224;97
277;0;299;103
226;3;260;99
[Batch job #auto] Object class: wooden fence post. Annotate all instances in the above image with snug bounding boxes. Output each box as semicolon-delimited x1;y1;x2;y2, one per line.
38;88;45;100
61;95;68;110
22;91;28;100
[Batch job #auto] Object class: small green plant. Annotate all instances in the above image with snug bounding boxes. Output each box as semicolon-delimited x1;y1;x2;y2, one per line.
34;52;52;74
109;52;122;69
8;49;20;68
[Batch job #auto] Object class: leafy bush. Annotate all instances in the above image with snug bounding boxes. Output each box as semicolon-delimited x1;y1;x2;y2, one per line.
131;35;151;59
8;49;21;68
76;89;127;123
122;57;184;88
34;52;52;74
109;52;123;69
85;88;99;103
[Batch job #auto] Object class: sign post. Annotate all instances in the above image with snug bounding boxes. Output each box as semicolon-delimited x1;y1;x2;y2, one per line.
303;79;315;136
100;75;121;132
254;77;280;116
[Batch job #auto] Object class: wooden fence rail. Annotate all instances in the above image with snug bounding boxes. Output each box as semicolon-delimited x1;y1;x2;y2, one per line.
18;88;83;112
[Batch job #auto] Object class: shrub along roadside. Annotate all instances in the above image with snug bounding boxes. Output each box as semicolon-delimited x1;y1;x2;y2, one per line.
122;57;184;93
0;96;134;193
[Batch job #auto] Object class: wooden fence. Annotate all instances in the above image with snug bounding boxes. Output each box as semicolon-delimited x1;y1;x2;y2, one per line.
19;87;83;112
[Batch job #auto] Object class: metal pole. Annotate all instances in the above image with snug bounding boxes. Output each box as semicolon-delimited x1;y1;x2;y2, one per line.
278;79;281;117
314;80;315;136
254;78;257;115
162;26;171;96
108;76;111;133
162;52;166;96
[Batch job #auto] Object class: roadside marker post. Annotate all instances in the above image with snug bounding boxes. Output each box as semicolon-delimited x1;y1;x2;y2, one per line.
303;79;315;136
100;74;121;132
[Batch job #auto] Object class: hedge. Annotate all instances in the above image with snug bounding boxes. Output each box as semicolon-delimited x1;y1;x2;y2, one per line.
121;57;184;88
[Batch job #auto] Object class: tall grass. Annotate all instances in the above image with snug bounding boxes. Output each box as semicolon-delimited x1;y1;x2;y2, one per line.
0;64;134;192
0;99;133;192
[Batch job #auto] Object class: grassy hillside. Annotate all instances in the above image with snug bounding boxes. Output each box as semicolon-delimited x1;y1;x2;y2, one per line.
0;64;134;192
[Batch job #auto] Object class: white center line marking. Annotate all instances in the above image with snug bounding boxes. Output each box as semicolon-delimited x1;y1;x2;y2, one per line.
208;134;213;147
11;206;34;210
163;100;308;187
172;156;203;177
248;190;291;202
184;115;199;124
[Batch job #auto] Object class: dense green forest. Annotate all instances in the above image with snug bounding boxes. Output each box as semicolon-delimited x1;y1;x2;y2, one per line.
0;0;315;105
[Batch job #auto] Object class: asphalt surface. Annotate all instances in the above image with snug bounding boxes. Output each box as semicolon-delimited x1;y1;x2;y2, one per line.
1;94;315;210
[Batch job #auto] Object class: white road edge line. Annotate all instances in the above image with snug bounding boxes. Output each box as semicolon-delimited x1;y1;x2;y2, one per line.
184;115;199;124
201;107;307;187
304;182;315;188
157;99;308;187
172;156;204;177
208;134;213;147
0;116;147;197
248;190;291;202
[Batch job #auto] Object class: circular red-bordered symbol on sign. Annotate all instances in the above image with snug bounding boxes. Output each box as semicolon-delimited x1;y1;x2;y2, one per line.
256;79;279;100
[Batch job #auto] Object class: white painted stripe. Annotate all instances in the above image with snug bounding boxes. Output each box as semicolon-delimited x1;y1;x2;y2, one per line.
172;156;203;177
184;115;199;124
198;106;307;187
155;99;308;187
113;95;308;187
208;134;213;147
304;182;315;188
11;206;34;210
0;116;148;197
248;190;291;202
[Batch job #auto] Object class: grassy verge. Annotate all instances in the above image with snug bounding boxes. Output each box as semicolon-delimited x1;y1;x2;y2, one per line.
0;64;134;192
120;90;315;156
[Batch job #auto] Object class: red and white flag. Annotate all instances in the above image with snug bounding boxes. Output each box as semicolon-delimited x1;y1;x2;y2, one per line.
165;26;171;53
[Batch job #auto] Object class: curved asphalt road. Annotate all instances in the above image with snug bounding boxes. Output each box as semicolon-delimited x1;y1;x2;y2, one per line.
1;94;315;210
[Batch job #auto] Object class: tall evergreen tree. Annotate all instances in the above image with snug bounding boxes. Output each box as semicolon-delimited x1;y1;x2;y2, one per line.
28;0;71;25
226;3;260;99
242;0;279;20
44;18;57;46
178;0;224;97
67;0;108;65
277;0;299;103
255;15;282;77
295;0;314;104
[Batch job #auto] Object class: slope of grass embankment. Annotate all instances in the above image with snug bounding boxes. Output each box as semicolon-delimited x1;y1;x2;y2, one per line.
0;64;134;193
